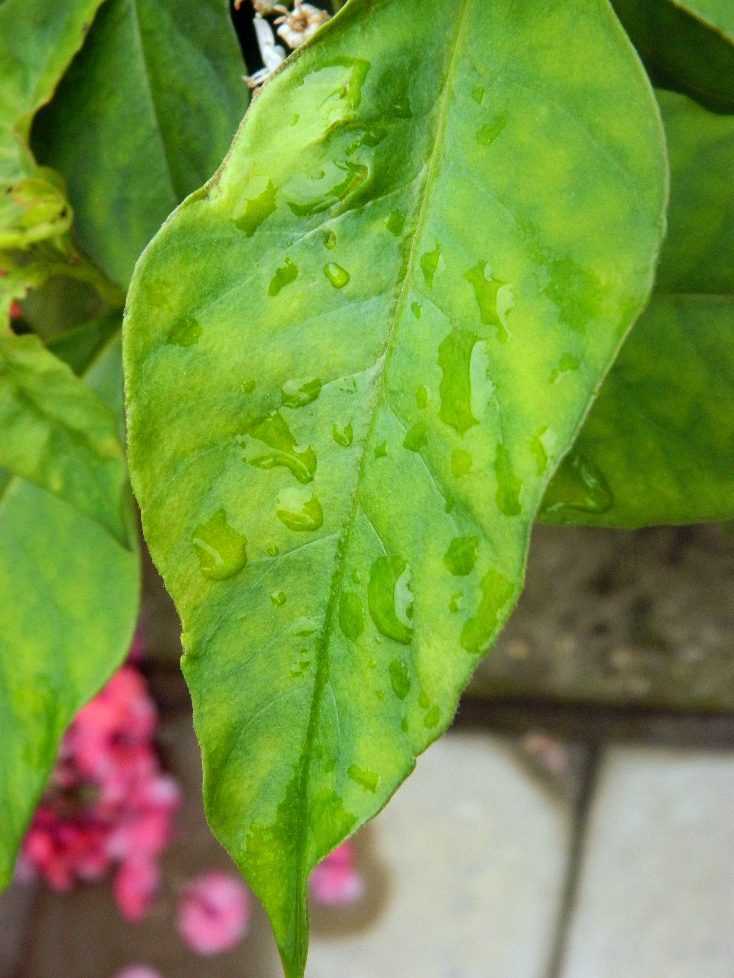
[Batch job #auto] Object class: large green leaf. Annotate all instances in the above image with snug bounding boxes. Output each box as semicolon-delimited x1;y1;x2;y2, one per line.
124;1;667;974
542;90;734;527
0;332;131;546
612;0;734;112
32;0;249;289
0;313;140;889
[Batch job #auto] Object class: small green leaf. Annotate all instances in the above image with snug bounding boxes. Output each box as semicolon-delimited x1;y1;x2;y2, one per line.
543;91;734;526
0;332;130;546
0;0;105;248
124;1;667;974
32;0;249;288
612;0;734;112
0;316;140;890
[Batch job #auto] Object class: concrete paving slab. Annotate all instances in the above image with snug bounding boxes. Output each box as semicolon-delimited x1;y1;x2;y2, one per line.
560;746;734;978
306;732;574;978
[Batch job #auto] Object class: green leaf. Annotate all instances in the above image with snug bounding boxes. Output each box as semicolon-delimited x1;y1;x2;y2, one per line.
32;0;249;289
0;315;140;890
0;332;131;546
542;90;734;527
612;0;734;112
124;1;667;974
0;0;105;248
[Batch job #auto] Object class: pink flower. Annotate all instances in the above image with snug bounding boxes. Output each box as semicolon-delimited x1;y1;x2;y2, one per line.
176;871;250;955
309;842;364;906
113;968;164;978
114;856;160;923
21;650;180;925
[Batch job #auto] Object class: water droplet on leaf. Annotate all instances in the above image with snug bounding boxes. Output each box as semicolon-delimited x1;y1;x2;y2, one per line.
374;441;388;459
192;509;247;580
324;262;350;288
333;422;353;446
168;314;202;347
339;591;364;640
233;180;277;237
276;486;324;531
424;705;440;729
438;329;480;435
368;556;414;645
323;229;336;249
476;114;507;146
494;444;522;516
386;210;405;236
464;261;509;342
241;411;317;483
281;377;322;409
472;85;485;104
411;302;421;319
461;568;514;655
444;535;479;576
348;765;378;792
267;543;280;557
242;380;256;394
389;659;411;699
270;590;287;607
421;243;440;289
269;257;298;296
415;385;428;409
403;420;428;452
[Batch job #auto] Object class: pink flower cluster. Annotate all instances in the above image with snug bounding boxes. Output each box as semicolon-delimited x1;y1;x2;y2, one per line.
309;842;364;906
20;662;181;923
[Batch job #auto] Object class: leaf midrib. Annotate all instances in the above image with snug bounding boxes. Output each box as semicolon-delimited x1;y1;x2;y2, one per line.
287;0;474;954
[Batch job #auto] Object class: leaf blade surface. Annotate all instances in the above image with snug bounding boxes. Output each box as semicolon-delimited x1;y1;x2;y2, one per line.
124;1;667;973
542;90;734;527
0;315;140;889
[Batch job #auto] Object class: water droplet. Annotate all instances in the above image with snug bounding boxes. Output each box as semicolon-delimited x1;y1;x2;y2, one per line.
476;114;507;147
472;85;485;104
352;569;362;585
420;243;440;289
348;764;378;792
168;314;202;347
403;420;428;452
449;592;462;613
411;302;421;319
368;556;413;645
333;422;353;446
495;444;522;516
267;543;280;557
415;385;428;409
276;486;324;531
540;450;614;520
451;449;473;477
461;568;514;655
438;328;480;435
464;262;509;342
375;689;384;700
281;377;322;409
419;691;430;709
549;353;581;383
270;590;286;607
291;113;300;126
192;509;247;580
318;56;371;109
386;210;405;236
374;441;388;459
444;535;479;576
324;262;350;288
269;257;298;296
241;411;317;483
424;705;440;729
233;180;277;237
339;591;364;641
389;659;411;699
401;717;409;732
288;160;368;216
323;228;336;249
242;380;256;394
